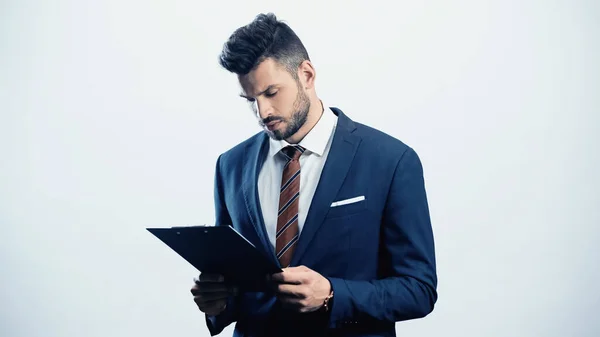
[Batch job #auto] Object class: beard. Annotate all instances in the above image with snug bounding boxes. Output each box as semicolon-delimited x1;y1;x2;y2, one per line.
261;86;311;141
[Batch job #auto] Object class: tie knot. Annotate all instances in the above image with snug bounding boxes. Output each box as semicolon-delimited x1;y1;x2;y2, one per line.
281;145;305;161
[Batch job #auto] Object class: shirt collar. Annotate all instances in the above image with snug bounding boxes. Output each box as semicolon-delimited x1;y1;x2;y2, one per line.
268;101;337;158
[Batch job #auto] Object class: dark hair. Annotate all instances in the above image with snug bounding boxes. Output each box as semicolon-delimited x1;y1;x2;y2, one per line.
219;13;310;78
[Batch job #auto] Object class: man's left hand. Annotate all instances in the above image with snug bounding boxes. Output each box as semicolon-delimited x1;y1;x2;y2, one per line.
268;265;332;313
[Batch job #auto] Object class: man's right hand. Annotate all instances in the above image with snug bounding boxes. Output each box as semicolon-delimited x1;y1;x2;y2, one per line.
191;273;238;316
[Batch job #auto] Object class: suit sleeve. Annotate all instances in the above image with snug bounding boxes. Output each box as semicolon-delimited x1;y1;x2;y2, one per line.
326;147;438;327
205;154;240;336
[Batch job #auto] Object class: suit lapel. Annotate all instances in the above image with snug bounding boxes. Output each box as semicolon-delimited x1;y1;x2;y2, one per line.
290;108;362;266
241;134;280;266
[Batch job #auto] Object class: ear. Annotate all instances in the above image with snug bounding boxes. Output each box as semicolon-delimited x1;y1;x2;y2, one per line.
297;60;316;90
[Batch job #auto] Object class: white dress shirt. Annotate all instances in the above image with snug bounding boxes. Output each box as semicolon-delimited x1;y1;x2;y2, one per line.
257;103;338;250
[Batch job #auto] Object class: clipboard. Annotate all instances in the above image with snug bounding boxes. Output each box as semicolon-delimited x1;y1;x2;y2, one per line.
147;225;282;291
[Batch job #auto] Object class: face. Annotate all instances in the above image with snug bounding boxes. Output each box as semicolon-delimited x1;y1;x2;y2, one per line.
238;58;311;141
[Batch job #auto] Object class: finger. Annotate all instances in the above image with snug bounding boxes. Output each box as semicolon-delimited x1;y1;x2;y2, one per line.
199;273;225;282
193;291;231;304
190;283;230;295
195;298;227;312
190;283;204;294
195;298;227;315
271;270;303;285
194;297;227;307
275;284;305;298
270;272;283;283
284;265;310;272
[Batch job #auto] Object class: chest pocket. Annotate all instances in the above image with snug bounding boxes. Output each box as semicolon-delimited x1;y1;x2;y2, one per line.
325;195;367;219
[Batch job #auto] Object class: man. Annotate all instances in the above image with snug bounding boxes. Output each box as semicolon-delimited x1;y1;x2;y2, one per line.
190;12;437;337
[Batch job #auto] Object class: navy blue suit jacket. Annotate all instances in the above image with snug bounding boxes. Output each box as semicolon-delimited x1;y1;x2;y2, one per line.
206;107;437;337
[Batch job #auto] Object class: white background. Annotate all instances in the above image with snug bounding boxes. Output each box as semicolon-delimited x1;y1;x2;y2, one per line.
1;0;599;336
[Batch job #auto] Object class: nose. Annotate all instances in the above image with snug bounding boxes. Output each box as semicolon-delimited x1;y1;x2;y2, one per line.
255;98;273;120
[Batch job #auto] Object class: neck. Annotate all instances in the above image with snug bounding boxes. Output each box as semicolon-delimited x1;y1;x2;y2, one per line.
285;96;324;144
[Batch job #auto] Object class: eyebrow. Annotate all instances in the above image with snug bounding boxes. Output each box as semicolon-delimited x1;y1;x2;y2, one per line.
239;84;278;100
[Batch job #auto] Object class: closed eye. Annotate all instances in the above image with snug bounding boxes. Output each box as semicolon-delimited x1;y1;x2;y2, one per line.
239;87;278;102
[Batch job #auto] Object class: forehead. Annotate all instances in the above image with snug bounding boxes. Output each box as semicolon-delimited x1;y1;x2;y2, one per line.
238;58;293;96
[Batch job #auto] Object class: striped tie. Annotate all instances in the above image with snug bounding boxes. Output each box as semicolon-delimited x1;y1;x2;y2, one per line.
276;145;305;267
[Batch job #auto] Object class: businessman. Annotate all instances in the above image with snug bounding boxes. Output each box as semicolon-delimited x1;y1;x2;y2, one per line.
190;13;437;337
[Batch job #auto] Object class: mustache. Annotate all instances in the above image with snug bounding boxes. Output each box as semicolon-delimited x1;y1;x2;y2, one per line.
259;116;284;126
